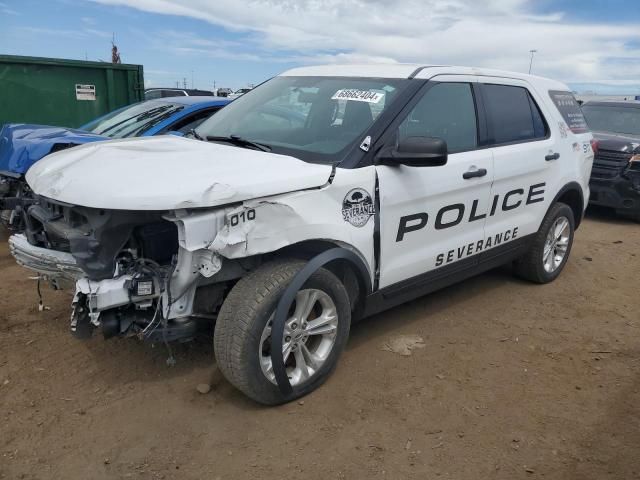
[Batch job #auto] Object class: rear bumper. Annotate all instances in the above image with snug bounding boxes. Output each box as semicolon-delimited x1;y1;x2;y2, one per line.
9;233;84;282
589;173;640;214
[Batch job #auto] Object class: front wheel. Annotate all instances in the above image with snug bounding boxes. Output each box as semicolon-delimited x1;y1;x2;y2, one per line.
214;259;352;405
514;202;575;284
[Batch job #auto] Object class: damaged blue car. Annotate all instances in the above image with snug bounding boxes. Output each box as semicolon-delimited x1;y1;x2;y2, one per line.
0;96;230;229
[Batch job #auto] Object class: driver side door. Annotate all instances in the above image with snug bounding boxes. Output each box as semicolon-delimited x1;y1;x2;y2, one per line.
376;79;494;289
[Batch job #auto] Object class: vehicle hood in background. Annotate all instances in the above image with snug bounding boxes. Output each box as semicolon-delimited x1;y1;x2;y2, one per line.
0;124;108;177
592;131;640;154
26;135;333;210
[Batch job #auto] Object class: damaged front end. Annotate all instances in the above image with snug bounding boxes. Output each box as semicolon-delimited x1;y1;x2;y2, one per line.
12;197;258;343
12;133;374;348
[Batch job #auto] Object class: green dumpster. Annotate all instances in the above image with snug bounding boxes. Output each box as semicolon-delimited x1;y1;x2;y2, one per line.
0;55;144;128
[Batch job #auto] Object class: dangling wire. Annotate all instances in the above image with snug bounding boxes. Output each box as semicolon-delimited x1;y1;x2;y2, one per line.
37;276;44;312
33;276;50;312
134;257;177;366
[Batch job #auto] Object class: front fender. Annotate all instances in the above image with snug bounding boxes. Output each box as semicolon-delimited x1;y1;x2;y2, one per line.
168;166;378;284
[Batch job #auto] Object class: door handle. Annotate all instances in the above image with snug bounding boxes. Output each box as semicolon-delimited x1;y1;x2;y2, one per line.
463;168;488;179
545;152;560;161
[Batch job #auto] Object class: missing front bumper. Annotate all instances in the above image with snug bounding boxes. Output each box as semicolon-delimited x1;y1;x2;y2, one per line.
9;233;83;284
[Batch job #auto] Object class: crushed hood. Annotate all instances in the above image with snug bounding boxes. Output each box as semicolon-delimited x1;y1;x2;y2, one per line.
0;123;108;177
26;135;333;210
592;131;640;154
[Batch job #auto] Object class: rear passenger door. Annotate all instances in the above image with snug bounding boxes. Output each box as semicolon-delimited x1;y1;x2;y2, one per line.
377;79;493;288
478;79;559;251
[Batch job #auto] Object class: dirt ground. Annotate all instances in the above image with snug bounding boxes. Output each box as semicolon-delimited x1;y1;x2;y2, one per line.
1;207;639;480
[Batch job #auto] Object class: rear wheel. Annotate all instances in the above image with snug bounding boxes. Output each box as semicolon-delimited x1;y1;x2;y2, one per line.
214;259;351;405
514;202;575;284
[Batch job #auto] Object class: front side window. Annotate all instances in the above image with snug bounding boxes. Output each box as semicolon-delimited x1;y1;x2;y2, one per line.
581;105;640;136
196;76;411;164
398;82;478;153
483;84;548;144
82;100;184;138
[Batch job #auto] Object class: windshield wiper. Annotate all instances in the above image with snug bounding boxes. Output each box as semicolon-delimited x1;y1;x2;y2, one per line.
95;106;173;136
206;134;271;152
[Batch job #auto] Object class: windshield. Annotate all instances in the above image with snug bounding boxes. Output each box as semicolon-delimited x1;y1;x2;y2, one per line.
582;105;640;136
82;100;184;138
196;76;410;164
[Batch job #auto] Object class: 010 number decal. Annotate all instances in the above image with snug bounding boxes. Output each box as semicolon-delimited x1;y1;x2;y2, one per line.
229;209;256;227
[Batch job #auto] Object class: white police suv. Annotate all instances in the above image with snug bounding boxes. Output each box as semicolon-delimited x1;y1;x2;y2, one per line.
13;64;594;404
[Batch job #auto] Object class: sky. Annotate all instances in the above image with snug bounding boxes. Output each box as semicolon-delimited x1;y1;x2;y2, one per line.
1;0;640;93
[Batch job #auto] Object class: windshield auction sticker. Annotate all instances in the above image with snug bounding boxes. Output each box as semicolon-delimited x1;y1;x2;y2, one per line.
332;89;384;103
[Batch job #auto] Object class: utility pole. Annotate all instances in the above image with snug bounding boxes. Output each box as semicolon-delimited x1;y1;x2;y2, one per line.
191;70;194;89
183;77;187;89
528;49;537;74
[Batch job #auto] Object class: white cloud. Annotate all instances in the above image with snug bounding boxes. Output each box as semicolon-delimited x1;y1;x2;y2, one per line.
1;3;20;15
19;25;115;40
90;0;640;88
19;27;88;39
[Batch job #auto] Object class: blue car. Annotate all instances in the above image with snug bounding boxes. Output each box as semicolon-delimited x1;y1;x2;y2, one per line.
0;96;230;229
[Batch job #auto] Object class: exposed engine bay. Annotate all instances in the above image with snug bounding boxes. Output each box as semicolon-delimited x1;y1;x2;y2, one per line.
12;197;259;344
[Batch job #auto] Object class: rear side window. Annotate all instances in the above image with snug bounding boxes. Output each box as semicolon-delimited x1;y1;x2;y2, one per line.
483;84;548;145
398;82;478;153
549;90;589;133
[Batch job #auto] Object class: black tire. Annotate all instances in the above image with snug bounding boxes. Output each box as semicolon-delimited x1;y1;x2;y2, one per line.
513;202;575;284
213;258;352;405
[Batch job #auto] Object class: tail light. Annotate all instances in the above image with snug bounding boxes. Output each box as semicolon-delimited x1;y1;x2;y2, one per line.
590;139;599;155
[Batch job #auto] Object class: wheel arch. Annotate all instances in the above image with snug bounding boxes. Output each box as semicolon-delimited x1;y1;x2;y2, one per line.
269;246;371;395
269;239;373;321
548;182;585;229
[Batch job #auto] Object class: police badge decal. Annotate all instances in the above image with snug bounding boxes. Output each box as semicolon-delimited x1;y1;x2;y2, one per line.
342;188;375;227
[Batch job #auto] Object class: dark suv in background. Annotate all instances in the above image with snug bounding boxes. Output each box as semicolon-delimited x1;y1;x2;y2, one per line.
582;101;640;221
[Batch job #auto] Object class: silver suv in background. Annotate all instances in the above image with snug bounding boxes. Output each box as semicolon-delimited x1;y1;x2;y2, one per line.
228;87;253;100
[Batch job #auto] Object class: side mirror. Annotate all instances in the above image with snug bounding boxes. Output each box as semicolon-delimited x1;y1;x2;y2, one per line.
167;130;185;137
378;136;448;167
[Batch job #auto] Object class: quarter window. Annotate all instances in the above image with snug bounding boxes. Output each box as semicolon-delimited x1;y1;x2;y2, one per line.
483;84;547;144
163;108;221;134
398;83;478;153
